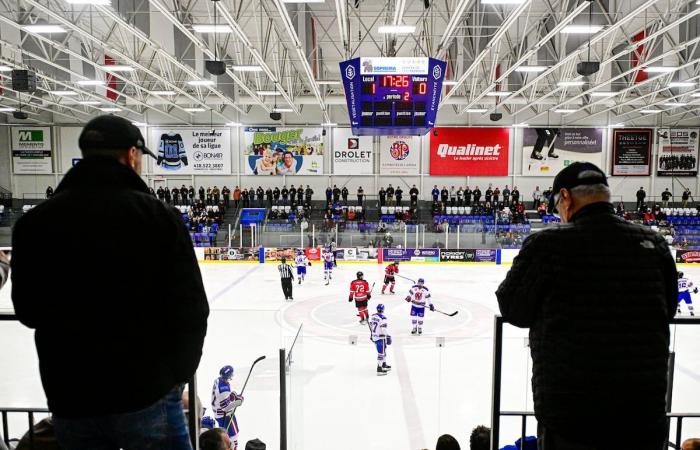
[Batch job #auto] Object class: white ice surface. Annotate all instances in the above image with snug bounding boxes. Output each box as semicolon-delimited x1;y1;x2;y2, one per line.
1;262;699;449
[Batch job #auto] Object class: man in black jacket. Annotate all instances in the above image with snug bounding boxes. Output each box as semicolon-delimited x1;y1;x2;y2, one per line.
496;162;676;450
11;116;209;449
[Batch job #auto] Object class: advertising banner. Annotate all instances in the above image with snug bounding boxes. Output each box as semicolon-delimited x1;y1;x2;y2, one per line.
429;127;509;175
11;127;53;174
265;247;296;262
305;247;321;261
151;128;231;174
203;247;259;261
244;127;324;175
379;135;420;175
439;249;498;262
382;248;440;262
611;128;652;176
676;250;700;264
522;128;603;176
657;129;699;176
333;128;373;175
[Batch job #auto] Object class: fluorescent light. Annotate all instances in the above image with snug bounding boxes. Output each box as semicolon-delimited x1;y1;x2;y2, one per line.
692;93;700;97
639;109;661;113
643;66;678;73
554;108;577;113
558;81;585;87
515;66;548;73
560;25;603;34
610;123;625;128
322;122;338;126
590;91;617;97
317;80;341;85
443;80;459;86
465;108;488;113
226;122;242;127
378;25;415;34
668;82;695;88
23;25;66;33
256;90;281;96
132;122;147;126
151;90;177;96
66;0;111;4
77;101;101;105
192;25;232;33
76;80;105;86
49;90;78;96
486;91;511;96
183;107;206;112
232;65;263;72
273;108;293;112
513;123;529;127
99;107;121;112
282;0;325;3
663;103;688;107
482;0;526;4
0;65;12;72
101;65;134;72
188;80;215;86
0;107;16;112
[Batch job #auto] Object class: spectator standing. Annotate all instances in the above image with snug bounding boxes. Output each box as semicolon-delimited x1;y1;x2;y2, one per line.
171;187;180;205
440;186;449;204
188;185;195;204
278;257;295;301
660;187;672;208
473;186;482;205
273;186;281;204
206;187;213;205
409;185;419;206
296;186;303;206
341;186;349;204
256;187;264;207
164;186;172;204
386;184;395;206
502;185;511;204
11;116;208;449
496;162;676;450
241;188;249;208
357;186;364;205
449;186;456;207
149;187;156;197
465;186;472;206
221;186;230;207
636;186;646;211
289;185;296;207
281;186;289;205
456;187;464;206
542;186;552;203
325;186;332;204
431;185;440;202
332;185;341;203
511;186;520;204
532;186;542;209
157;186;165;201
45;186;54;199
682;188;692;207
247;188;255;207
265;187;273;207
232;186;241;209
379;187;387;206
305;186;314;205
180;185;188;206
493;186;500;204
484;185;493;204
211;186;220;205
395;186;403;206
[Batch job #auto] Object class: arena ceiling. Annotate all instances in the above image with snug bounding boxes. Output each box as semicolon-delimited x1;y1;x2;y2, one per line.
0;0;699;126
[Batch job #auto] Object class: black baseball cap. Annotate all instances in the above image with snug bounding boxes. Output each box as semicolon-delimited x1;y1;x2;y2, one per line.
79;115;155;158
547;162;608;214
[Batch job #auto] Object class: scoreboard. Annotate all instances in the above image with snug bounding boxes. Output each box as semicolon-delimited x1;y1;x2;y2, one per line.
339;57;447;136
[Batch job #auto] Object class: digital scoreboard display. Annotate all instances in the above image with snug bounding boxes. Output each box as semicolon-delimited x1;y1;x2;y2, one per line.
340;57;447;136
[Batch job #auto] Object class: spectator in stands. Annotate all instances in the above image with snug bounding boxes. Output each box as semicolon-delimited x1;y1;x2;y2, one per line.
11;116;209;450
432;185;440;202
188;185;195;204
241;187;250;208
379;187;387;206
541;186;551;203
644;208;657;225
511;186;520;203
682;438;700;450
383;231;393;247
289;185;297;207
496;162;676;450
441;186;449;204
273;186;281;205
493;186;500;204
164;186;172;204
502;185;510;204
485;184;493;204
157;186;165;201
436;434;461;450
264;187;272;207
473;186;482;205
357;186;364;205
532;186;542;209
195;186;203;203
254;187;262;208
409;185;419;206
456;187;464;206
45;186;54;199
211;186;220;205
661;188;672;207
0;250;8;291
180;185;188;205
296;186;303;206
537;200;548;216
172;186;181;205
340;186;348;204
449;186;456;207
233;186;241;209
200;428;230;450
395;186;403;206
247;187;255;207
305;185;314;205
469;425;490;450
149;187;156;197
281;186;289;205
221;186;230;207
386;184;395;206
636;186;646;211
325;186;332;204
465;186;472;206
332;185;341;203
682;187;692;207
205;187;213;205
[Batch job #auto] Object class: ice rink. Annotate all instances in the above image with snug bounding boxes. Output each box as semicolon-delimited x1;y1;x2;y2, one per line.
2;261;700;449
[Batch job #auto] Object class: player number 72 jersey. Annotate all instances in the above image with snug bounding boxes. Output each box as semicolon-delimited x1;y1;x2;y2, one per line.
350;280;370;301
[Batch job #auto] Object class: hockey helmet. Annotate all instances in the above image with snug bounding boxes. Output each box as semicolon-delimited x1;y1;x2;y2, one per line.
417;278;425;284
219;365;234;380
357;271;364;279
201;416;216;430
376;303;385;313
394;261;400;265
678;271;684;279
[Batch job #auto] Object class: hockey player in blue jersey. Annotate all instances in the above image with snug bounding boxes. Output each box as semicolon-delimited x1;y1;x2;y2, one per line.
323;250;334;285
370;303;392;376
294;251;310;285
405;278;435;335
677;271;697;316
211;365;244;449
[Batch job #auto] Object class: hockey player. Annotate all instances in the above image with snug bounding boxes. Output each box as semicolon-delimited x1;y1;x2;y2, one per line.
323;249;334;285
370;303;392;376
405;278;434;335
294;250;310;285
382;261;400;294
157;132;188;170
678;271;697;316
211;365;244;450
349;271;372;324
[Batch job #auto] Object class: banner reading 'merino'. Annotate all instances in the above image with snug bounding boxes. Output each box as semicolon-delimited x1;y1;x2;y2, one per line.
429;127;509;175
244;127;324;175
151;128;231;174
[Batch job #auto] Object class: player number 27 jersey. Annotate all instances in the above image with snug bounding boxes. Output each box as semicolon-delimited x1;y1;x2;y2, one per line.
370;313;388;341
406;286;432;308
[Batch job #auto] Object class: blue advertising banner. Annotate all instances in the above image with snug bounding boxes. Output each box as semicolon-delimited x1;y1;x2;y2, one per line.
382;248;440;262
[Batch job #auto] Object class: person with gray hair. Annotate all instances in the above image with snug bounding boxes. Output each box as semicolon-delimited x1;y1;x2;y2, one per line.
496;162;677;450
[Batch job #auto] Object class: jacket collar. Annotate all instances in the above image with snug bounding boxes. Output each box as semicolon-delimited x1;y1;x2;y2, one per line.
55;157;149;194
570;201;615;222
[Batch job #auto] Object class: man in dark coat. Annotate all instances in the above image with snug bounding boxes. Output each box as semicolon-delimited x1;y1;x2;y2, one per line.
11;116;209;449
496;162;676;450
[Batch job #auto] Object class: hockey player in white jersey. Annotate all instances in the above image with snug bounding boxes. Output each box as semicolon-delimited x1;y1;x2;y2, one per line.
322;250;334;285
211;365;244;449
405;278;434;335
370;303;392;375
677;271;697;316
294;251;310;285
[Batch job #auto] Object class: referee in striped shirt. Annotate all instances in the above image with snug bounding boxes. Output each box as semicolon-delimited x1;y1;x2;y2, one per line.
278;257;294;301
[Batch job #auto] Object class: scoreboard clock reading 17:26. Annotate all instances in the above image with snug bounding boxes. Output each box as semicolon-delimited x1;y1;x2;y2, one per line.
339;57;447;136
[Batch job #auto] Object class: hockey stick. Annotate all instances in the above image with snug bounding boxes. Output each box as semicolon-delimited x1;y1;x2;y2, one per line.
394;273;416;284
431;307;459;317
225;355;266;434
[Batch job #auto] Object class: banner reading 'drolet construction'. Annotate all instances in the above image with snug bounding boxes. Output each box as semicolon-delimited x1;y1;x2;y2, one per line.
522;128;603;176
244;127;324;175
11;127;53;174
379;135;420;175
333;128;373;175
657;128;699;176
429;127;509;175
151;128;231;174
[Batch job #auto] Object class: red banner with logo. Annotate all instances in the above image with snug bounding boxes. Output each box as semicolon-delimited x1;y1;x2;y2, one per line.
429;127;510;175
305;247;321;261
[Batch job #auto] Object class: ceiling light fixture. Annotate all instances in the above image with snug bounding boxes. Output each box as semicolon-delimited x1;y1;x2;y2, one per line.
132;122;148;126
192;24;233;33
273;107;294;112
150;90;177;96
465;108;488;113
187;80;215;86
639;109;661;113
486;91;512;96
558;81;585;87
378;25;416;34
77;101;101;105
513;123;529;127
590;91;618;97
0;65;13;72
0;107;17;112
76;80;105;86
663;103;688;107
66;0;111;4
231;65;263;72
643;66;678;73
560;25;603;34
554;108;577;113
22;25;67;33
316;80;341;85
515;66;548;73
257;90;282;96
183;107;206;112
99;107;122;112
100;65;134;72
668;82;695;88
226;122;242;127
49;90;78;96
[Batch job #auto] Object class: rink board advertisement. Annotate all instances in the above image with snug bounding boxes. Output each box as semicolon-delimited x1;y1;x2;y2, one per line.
429;128;509;176
11;127;53;174
522;128;603;176
151;128;231;175
382;248;440;262
203;247;259;261
676;250;700;264
265;247;296;262
611;128;652;176
657;128;699;176
439;248;498;262
244;127;324;176
333;128;373;175
379;135;421;175
305;247;321;261
333;247;380;261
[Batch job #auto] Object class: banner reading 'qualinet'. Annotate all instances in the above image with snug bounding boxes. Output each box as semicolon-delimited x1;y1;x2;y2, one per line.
429;127;509;176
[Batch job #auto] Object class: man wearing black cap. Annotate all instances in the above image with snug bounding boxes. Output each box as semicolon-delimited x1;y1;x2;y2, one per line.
496;162;677;450
11;116;209;449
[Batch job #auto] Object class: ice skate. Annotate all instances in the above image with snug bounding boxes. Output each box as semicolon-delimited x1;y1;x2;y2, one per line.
376;366;388;376
382;362;392;371
411;327;417;335
418;327;423;335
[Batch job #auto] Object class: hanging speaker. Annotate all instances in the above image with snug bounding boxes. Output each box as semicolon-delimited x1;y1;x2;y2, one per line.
205;60;226;76
577;61;600;76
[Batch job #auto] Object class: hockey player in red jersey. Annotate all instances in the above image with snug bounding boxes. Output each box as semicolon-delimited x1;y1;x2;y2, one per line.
381;261;399;294
349;271;372;324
